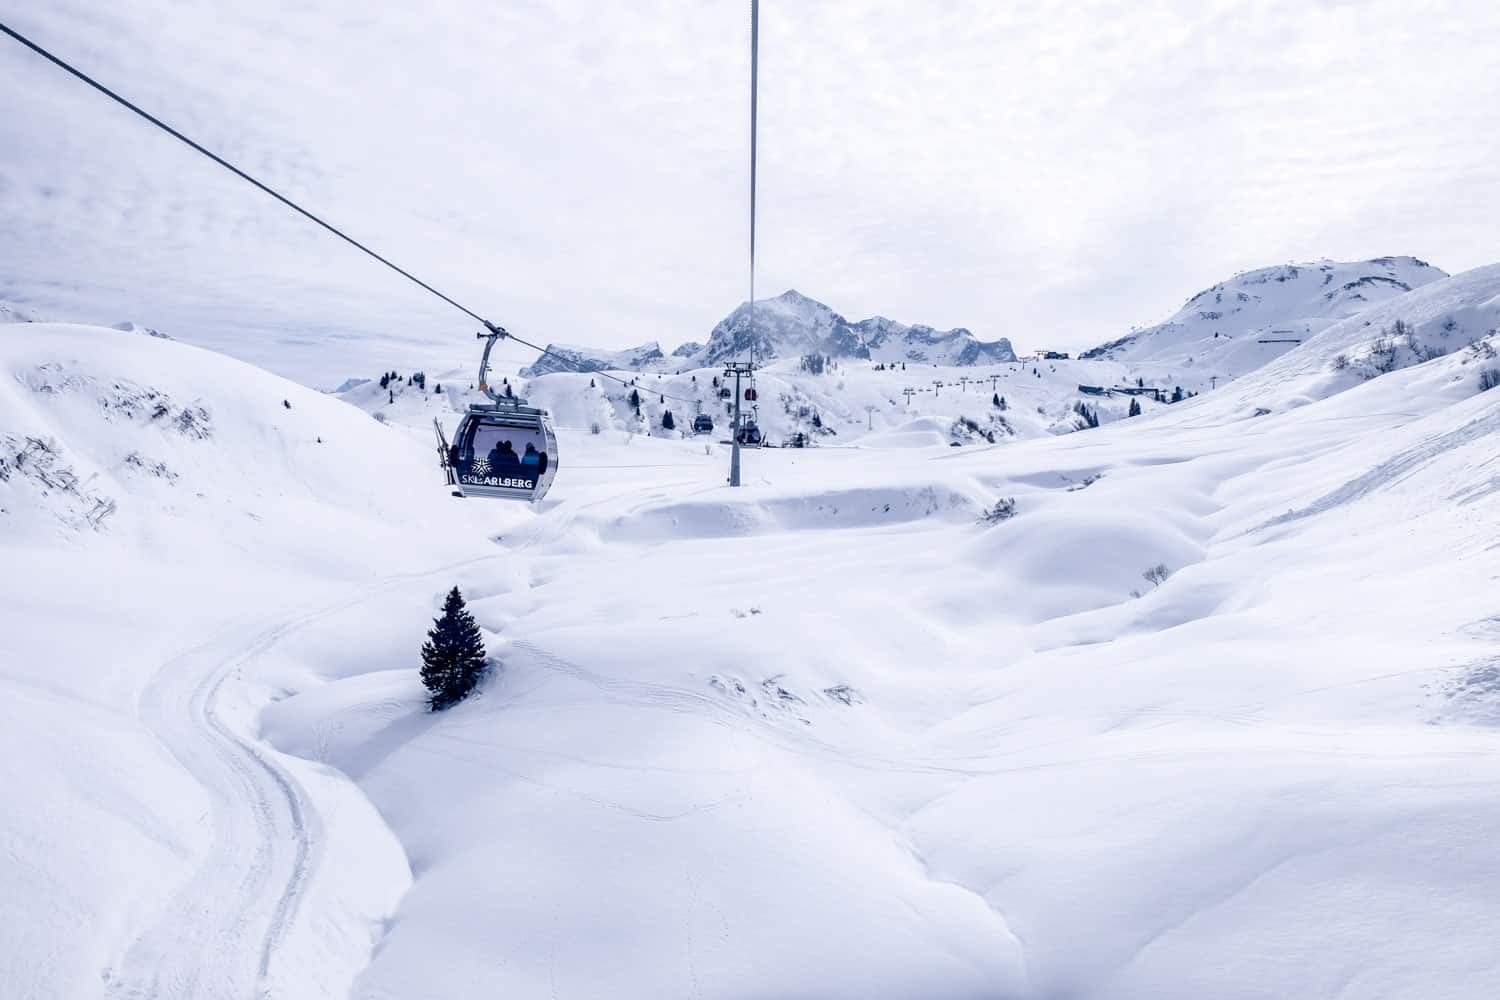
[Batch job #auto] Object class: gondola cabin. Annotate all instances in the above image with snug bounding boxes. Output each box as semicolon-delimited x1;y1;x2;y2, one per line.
435;329;559;502
444;403;558;501
693;414;715;434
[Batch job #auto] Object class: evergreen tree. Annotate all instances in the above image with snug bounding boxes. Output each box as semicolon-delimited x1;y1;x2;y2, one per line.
1128;397;1142;417
662;409;675;430
420;587;488;711
629;388;642;412
992;392;1001;408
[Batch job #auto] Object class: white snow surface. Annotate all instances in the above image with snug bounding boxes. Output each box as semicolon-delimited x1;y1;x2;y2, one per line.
5;304;1500;998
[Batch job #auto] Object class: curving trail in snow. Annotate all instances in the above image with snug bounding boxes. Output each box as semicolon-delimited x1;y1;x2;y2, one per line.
103;558;494;1000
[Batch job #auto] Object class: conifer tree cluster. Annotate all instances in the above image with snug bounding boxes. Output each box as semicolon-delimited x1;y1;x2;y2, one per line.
420;587;488;711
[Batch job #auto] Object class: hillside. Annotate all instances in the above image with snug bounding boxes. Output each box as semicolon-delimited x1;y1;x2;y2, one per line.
0;322;499;999
1082;257;1447;387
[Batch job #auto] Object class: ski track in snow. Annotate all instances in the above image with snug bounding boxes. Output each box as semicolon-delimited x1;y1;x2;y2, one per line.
103;556;496;1000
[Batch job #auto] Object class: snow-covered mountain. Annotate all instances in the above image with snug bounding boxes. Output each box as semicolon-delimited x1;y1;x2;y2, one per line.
1194;262;1500;417
690;289;1018;367
519;340;669;377
1082;257;1447;384
521;291;1017;376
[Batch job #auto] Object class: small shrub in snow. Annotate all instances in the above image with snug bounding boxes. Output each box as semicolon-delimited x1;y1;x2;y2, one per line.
1142;564;1170;588
421;587;489;711
590;422;602;435
979;497;1017;524
1480;368;1500;392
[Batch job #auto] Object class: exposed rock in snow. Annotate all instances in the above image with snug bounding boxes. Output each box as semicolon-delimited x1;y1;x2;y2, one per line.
0;300;46;324
110;321;172;339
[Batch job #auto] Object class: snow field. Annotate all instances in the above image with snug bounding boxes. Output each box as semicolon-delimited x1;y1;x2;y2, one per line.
4;270;1500;998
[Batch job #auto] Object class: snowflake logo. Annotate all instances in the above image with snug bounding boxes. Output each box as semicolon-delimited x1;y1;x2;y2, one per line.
471;457;491;475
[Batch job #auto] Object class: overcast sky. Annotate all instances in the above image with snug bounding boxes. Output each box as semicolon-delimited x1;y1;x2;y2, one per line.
3;1;1499;385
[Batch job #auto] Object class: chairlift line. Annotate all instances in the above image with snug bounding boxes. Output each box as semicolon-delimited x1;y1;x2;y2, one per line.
0;19;707;408
0;16;711;508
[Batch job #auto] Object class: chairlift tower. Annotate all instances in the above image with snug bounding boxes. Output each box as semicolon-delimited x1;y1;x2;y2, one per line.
725;361;754;487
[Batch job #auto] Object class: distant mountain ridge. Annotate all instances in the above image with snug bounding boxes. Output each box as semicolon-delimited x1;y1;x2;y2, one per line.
521;290;1016;375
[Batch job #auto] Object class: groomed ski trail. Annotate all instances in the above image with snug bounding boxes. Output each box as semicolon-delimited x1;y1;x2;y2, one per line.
103;557;495;1000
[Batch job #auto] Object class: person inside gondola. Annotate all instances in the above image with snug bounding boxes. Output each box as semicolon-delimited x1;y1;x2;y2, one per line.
521;442;549;478
487;439;520;475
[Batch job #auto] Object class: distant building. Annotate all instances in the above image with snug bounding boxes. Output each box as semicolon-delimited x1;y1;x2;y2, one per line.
1041;350;1070;360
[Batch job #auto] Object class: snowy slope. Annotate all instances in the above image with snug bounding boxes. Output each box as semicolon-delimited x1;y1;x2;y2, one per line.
1082;257;1447;389
341;349;1162;451
0;322;499;999
7;304;1500;999
267;331;1500;999
1172;263;1500;420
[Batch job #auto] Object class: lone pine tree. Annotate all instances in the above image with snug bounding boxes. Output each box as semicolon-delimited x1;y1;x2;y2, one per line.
421;587;488;711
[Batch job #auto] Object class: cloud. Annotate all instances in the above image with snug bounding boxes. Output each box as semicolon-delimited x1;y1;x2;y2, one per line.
3;0;1498;386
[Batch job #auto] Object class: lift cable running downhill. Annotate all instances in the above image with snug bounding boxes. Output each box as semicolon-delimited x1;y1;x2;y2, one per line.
0;18;710;504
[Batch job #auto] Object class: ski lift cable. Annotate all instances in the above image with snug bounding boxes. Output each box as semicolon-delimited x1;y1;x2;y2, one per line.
747;0;759;369
0;19;701;407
